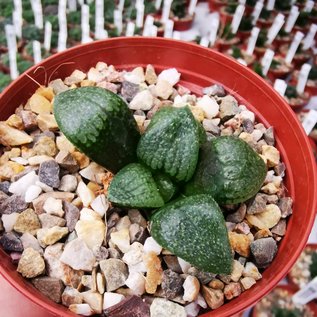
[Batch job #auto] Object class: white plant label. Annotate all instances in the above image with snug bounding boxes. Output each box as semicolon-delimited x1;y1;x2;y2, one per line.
114;9;123;35
304;0;314;12
118;0;125;12
143;15;154;36
33;41;42;64
151;25;158;37
273;79;287;97
284;6;299;33
136;3;145;28
200;37;209;47
239;0;246;4
261;48;274;76
251;1;263;25
31;0;44;29
95;0;105;39
161;0;173;23
266;0;275;10
81;4;92;43
303;24;317;50
68;0;77;11
246;26;260;55
12;10;22;38
173;31;181;40
188;0;198;16
285;31;304;64
78;0;84;5
266;13;285;44
155;0;162;10
296;63;312;95
231;4;245;34
293;276;317;305
164;19;174;38
13;0;22;14
301;110;317;136
208;16;219;46
126;21;135;36
44;21;52;51
5;24;19;80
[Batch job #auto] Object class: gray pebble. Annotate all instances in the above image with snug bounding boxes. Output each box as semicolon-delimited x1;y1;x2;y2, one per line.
263;127;275;146
202;84;226;97
0;194;28;214
121;81;139;102
163;256;183;274
161;269;184;299
250;237;277;268
226;204;247;223
0;182;11;194
242;119;254;133
247;194;267;215
188;267;216;285
63;201;80;232
39;160;60;188
278;197;293;218
0;232;23;252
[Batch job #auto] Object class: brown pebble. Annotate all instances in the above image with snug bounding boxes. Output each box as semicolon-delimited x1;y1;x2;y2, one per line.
202;285;224;310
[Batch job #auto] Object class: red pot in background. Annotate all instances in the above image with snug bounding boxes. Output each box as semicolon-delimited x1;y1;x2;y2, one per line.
219;7;234;25
208;0;226;12
267;56;294;81
289;76;317;97
256;18;273;28
215;37;240;52
173;15;194;31
0;37;316;317
236;30;251;42
251;285;317;317
272;36;292;48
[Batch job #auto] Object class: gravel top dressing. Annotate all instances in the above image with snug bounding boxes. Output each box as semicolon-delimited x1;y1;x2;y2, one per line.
0;62;293;317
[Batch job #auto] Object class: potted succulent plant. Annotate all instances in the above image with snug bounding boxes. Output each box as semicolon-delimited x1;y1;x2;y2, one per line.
219;2;237;25
293;11;310;34
279;44;313;69
256;8;274;28
274;0;292;16
273;28;293;47
226;45;256;67
21;41;50;62
283;84;310;111
267;56;293;81
208;0;227;12
170;0;194;31
215;23;240;52
291;66;317;96
237;16;253;42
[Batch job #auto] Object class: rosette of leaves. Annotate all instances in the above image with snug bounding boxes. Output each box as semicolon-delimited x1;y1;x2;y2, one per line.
0;0;14;18
259;7;271;20
23;10;35;23
225;2;237;14
253;62;264;78
68;11;81;25
43;0;59;4
295;11;309;28
171;0;187;19
231;46;242;59
274;0;291;11
246;0;256;7
256;30;267;47
309;252;317;279
108;27;119;38
221;23;235;41
145;0;156;15
0;32;6;47
277;28;289;39
24;41;49;59
51;31;59;48
0;73;11;93
238;17;253;32
68;27;82;42
45;15;59;31
270;59;281;70
22;25;43;41
1;53;33;74
272;307;301;317
285;85;298;99
308;66;317;81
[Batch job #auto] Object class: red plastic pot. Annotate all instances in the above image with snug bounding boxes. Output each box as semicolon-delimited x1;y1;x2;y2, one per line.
173;15;194;31
215;37;241;52
236;30;251;42
208;0;226;12
219;7;234;25
251;285;317;317
289;76;317;97
0;37;316;317
256;18;273;28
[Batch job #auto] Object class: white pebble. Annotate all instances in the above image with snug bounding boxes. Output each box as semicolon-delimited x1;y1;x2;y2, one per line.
183;276;200;302
28;155;52;165
240;110;255;123
58;175;77;192
103;292;125;310
2;213;19;232
91;195;109;218
10;157;28;165
116;216;131;231
79;162;105;184
196;95;219;119
110;228;130;253
158;68;181;86
251;129;263;142
125;272;146;295
87;67;105;83
124;67;145;84
24;185;42;203
195;294;207;309
178;257;191;274
69;304;94;316
80;208;101;221
129;90;154;111
9;171;39;198
43;197;64;217
143;237;162;255
185;302;200;317
36;181;53;192
77;181;95;207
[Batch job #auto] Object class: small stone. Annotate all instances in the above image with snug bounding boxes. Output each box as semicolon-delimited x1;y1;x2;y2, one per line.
150;298;185;317
124;67;145;84
56;135;75;153
0;122;33;146
242;119;254;133
6;114;23;129
240;110;255;123
32;277;64;303
187;267;215;285
202;84;226;97
77;181;95;207
69;303;94;316
116;216;131;231
79;162;105;184
228;232;251;257
9;170;39;198
55;151;79;173
33;192;74;214
183;275;200;302
121;81;139;102
155;79;173;99
223;282;241;300
63;201;80;232
17;248;45;278
158;68;181;86
278;197;293;218
219;95;239;120
35;86;54;101
103;292;125;310
263;127;275;145
2;213;19;232
0;161;24;180
75;219;106;250
261;145;280;167
43;197;64;217
227;204;247;223
39;160;60;188
271;219;286;236
96;272;106;294
0;194;28;214
64;70;86;85
90;194;109;218
81;275;94;289
62;287;83;307
274;162;285;176
60;238;95;271
240;277;256;290
208;279;224;290
29;93;52;114
100;258;128;292
261;183;279;194
196;95;219;119
122;242;143;266
250;237;277;268
80;208;101;221
14;208;41;235
20;111;38;131
144;237;162;255
163;256;182;274
202;119;220;135
160;269;184;299
0;182;10;194
111;228;130;253
33;136;57;156
0;232;23;252
247;194;267;215
144;251;163;294
20;232;43;253
108;248;121;259
37;226;68;247
128;209;147;228
37;114;58;132
39;213;66;228
129;90;154;111
93;246;109;262
49;79;69;94
201;286;224;310
230;260;244;282
0;191;9;204
178;257;192;274
145;64;157;85
81;291;103;314
246;204;281;229
104;295;150;317
125;271;146;295
25;185;42;202
28;155;53;166
242;262;262;280
185;302;200;317
58;175;78;192
254;228;272;240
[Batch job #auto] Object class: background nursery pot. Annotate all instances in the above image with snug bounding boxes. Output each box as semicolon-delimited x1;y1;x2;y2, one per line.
0;37;316;317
